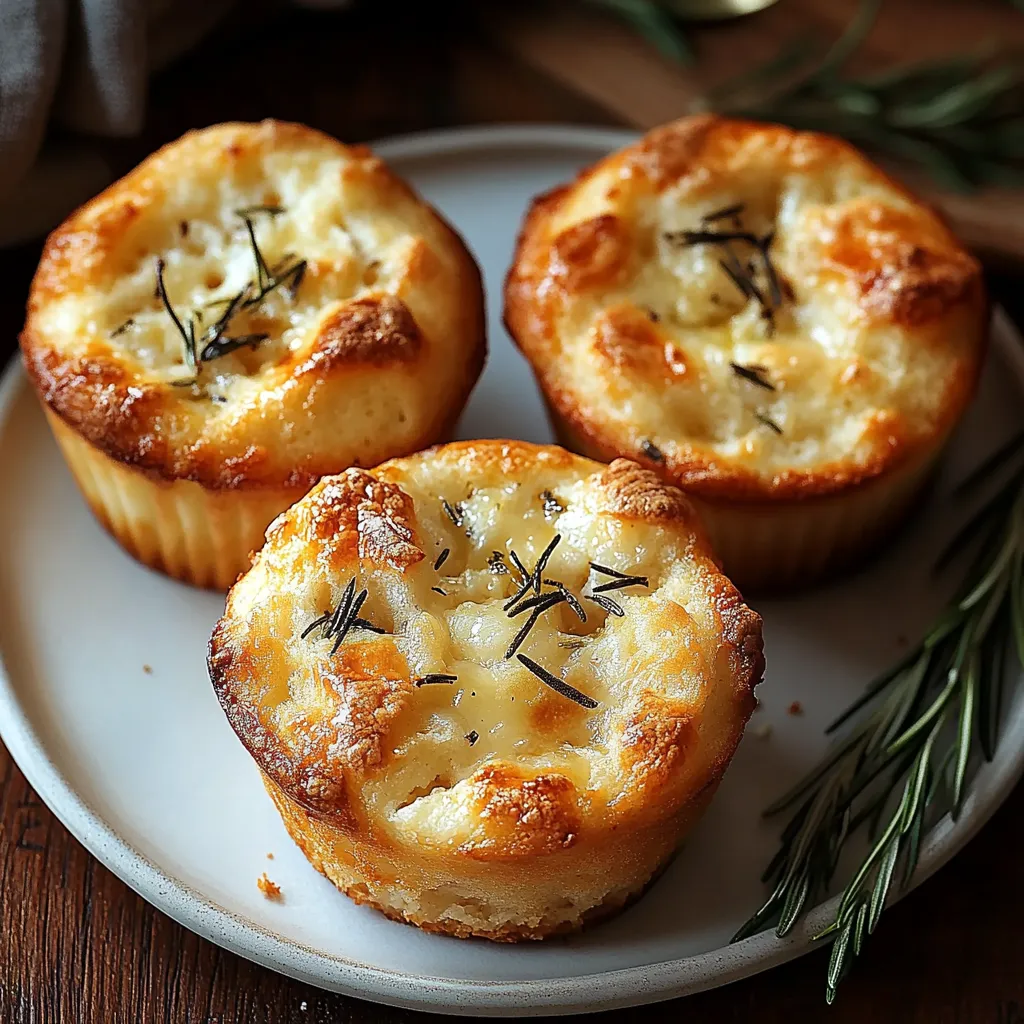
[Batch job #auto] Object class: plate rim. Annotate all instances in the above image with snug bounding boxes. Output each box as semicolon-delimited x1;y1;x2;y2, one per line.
1;123;1023;1016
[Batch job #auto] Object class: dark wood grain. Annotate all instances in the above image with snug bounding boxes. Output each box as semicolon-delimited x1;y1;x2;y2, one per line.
1;4;1023;1021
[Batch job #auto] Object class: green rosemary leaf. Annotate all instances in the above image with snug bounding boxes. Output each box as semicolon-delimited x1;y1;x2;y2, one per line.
960;524;1018;610
935;469;1024;572
814;0;882;81
889;66;1019;130
826;648;920;734
951;651;978;814
982;593;1010;761
872;653;931;754
866;837;899;935
857;52;986;96
737;427;1024;1002
825;921;853;1005
762;732;864;816
584;0;693;65
776;870;811;937
851;902;869;958
1011;549;1024;666
830;87;882;117
900;795;925;890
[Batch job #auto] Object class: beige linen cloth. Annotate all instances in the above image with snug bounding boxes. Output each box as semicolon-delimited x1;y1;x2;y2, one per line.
0;0;345;246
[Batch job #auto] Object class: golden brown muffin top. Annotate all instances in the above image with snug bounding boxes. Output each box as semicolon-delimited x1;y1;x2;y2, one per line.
210;441;763;860
22;120;485;490
504;115;987;502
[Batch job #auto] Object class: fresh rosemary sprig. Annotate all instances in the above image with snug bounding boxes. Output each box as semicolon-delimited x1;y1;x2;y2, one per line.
734;432;1024;1002
700;0;1024;193
155;258;199;387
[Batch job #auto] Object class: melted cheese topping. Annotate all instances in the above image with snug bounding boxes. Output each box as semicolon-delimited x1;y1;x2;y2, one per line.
23;121;484;487
212;442;762;855
505;116;986;499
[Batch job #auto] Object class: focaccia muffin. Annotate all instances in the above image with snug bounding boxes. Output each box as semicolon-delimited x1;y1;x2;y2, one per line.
504;115;987;591
209;440;763;940
21;120;485;589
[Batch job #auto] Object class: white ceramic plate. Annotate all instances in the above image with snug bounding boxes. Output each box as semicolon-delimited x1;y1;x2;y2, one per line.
1;126;1023;1017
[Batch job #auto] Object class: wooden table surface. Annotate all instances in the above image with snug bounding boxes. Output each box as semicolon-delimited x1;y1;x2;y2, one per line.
1;4;1023;1021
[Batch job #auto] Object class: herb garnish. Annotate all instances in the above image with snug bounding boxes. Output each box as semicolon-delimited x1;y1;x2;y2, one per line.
666;209;784;334
516;655;599;710
302;578;386;653
488;551;509;575
731;362;776;392
640;439;664;462
434;548;450;571
509;550;531;580
465;730;480;746
735;430;1024;1001
585;565;646;607
589;562;634;580
506;592;567;660
544;579;587;622
755;411;784;435
155;259;199;386
415;674;458;686
540;490;564;519
504;535;562;613
530;535;561;595
155;207;305;386
198;287;269;362
431;586;448;596
235;205;285;218
110;318;135;338
592;574;648;594
441;498;464;528
703;202;745;223
585;593;626;617
239;213;306;306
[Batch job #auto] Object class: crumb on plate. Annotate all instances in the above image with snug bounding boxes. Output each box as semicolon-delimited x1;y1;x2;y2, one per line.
266;852;274;860
143;664;153;675
257;872;282;900
788;701;803;716
753;722;773;740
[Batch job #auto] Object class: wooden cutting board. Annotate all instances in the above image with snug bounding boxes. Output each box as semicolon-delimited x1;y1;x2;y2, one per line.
483;0;1024;266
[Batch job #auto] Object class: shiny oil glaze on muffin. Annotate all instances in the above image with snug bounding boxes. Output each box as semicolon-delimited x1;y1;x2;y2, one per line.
209;440;763;940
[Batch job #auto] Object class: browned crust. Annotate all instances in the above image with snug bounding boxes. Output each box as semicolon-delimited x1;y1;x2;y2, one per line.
269;468;425;572
296;296;423;376
455;764;581;862
596;458;693;523
266;766;717;941
503;114;988;505
267;771;661;941
21;120;486;492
